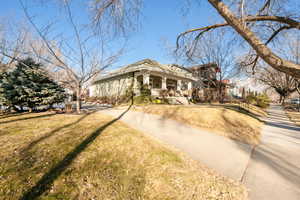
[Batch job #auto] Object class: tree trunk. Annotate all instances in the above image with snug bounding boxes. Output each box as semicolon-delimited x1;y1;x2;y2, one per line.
298;96;300;112
76;86;82;113
218;85;223;103
218;73;222;103
297;88;300;112
207;0;300;78
282;98;285;106
279;95;283;104
281;96;286;105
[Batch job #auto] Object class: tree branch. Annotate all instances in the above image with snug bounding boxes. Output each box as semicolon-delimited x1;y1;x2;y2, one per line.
177;15;300;48
204;0;300;77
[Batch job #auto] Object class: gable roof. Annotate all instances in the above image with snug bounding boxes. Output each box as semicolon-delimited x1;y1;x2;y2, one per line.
93;59;195;82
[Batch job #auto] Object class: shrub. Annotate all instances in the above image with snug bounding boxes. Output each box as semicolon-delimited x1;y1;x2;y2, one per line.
256;100;269;108
132;84;152;104
85;96;97;102
152;99;161;104
152;98;168;104
246;95;257;105
159;89;169;103
133;96;152;104
159;89;168;98
246;93;270;108
140;84;151;96
256;94;271;108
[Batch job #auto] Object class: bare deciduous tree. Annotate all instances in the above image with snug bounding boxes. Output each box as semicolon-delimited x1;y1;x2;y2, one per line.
177;0;300;78
91;0;300;77
182;30;237;102
0;21;30;72
255;67;297;104
286;33;300;106
1;0;126;113
91;0;142;36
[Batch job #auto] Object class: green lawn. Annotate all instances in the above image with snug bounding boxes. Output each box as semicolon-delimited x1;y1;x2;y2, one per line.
0;111;247;200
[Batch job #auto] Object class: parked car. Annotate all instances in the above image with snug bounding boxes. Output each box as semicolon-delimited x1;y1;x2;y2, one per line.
290;98;300;105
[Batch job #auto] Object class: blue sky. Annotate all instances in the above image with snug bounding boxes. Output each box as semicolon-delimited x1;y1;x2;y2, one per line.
120;0;220;65
0;0;222;69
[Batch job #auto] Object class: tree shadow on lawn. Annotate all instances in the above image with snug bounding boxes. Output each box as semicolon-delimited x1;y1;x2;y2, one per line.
231;109;300;193
233;138;300;193
134;105;183;128
19;104;133;200
20;110;98;154
241;144;300;193
202;104;265;123
0;113;57;125
265;121;300;132
0;112;28;120
223;105;265;122
157;106;181;121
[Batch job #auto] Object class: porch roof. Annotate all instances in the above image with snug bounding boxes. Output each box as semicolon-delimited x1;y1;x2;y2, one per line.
93;59;197;83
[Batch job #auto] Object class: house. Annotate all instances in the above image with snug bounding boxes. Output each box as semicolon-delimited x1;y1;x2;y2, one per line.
189;63;219;85
89;59;237;103
188;63;226;101
89;59;197;98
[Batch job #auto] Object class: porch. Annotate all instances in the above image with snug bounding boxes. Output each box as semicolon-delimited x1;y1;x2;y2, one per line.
133;70;193;97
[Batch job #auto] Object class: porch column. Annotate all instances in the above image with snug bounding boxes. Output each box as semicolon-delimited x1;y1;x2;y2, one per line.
143;73;150;85
162;76;167;90
177;80;182;91
187;81;192;90
133;74;138;89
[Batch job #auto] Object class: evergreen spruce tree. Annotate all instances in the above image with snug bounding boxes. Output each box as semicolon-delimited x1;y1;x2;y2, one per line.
0;58;66;112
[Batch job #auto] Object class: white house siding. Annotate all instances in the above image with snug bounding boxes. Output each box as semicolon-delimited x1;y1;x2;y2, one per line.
90;59;197;98
92;73;134;97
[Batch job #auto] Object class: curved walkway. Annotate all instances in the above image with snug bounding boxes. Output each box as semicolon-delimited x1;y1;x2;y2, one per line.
242;105;300;200
100;105;300;199
100;108;252;180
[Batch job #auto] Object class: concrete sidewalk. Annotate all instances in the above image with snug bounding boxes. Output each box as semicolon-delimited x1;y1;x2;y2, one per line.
242;105;300;200
101;105;300;199
99;108;252;181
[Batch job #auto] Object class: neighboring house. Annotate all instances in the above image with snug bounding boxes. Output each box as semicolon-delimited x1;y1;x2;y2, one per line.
189;63;219;88
188;63;235;101
90;59;196;98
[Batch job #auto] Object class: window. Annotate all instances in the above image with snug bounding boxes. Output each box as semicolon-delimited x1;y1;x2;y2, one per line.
181;81;188;90
150;75;162;89
166;79;177;90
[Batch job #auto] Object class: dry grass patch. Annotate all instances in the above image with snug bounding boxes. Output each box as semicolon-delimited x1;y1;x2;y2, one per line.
237;103;267;117
0;111;247;200
286;110;300;126
134;104;264;145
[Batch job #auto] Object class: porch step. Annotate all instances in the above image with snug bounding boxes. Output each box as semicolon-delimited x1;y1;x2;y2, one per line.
168;97;190;105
